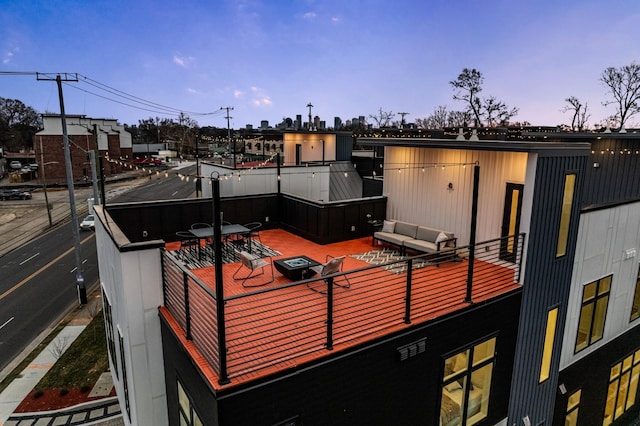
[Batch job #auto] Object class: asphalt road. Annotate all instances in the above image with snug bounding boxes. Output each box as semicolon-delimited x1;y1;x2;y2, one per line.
0;163;197;374
0;223;98;372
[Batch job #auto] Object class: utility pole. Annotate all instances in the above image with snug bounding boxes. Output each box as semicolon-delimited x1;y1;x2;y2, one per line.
37;72;87;305
221;106;234;169
398;112;409;128
306;103;313;130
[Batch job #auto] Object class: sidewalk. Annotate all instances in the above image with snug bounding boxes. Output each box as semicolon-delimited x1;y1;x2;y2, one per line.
0;291;123;425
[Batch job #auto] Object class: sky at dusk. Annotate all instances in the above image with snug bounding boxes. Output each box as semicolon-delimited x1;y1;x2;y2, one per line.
1;0;640;129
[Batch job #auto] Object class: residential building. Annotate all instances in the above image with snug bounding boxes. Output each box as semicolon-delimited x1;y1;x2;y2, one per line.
94;127;640;425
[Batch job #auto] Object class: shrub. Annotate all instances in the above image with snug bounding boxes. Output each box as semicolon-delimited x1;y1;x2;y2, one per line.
59;388;69;396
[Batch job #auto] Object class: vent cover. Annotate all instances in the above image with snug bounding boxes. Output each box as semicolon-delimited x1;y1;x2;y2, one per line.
397;338;427;361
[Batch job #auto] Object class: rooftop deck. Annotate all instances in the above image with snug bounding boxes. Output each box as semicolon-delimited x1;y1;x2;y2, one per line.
160;229;523;391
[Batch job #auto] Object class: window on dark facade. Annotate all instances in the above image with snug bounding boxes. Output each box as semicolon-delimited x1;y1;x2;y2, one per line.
177;379;203;426
556;173;576;257
630;265;640;322
575;275;611;353
539;307;558;383
565;389;581;426
439;336;496;426
603;349;640;425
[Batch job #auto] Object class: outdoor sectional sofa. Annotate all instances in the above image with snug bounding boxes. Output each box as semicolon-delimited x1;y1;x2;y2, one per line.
373;220;457;256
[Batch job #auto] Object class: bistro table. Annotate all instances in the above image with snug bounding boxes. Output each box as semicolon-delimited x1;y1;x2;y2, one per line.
273;255;321;281
189;224;252;252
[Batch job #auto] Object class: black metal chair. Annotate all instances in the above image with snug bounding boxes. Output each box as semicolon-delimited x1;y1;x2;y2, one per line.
176;231;200;261
307;255;351;294
232;251;274;287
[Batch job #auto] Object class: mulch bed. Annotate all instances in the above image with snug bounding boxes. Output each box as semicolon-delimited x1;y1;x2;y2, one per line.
14;387;116;413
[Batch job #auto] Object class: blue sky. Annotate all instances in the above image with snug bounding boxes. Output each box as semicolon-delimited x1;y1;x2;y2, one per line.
1;0;640;129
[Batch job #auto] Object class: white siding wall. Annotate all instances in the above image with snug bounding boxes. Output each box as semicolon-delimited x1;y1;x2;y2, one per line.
383;147;529;245
559;201;640;369
96;213;168;426
201;163;330;201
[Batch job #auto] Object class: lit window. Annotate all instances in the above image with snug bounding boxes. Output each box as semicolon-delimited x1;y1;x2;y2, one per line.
630;265;640;322
539;307;558;382
178;379;203;426
575;275;611;353
565;389;581;426
556;173;576;257
440;337;496;426
603;349;640;425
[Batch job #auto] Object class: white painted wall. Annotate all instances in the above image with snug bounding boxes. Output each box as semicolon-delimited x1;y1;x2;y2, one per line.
200;163;330;201
383;146;530;246
559;201;640;369
95;210;168;426
38;116;131;149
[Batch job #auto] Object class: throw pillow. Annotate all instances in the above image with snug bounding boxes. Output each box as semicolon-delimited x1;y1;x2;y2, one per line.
436;232;449;245
382;220;396;233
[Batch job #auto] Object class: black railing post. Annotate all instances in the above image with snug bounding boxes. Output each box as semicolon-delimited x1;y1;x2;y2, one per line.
211;175;230;385
326;277;334;350
183;271;192;340
404;259;413;324
517;233;525;282
465;163;480;304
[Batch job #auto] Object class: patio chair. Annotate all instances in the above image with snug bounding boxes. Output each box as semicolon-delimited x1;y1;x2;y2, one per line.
307;255;351;294
191;222;212;244
242;222;263;245
232;250;274;287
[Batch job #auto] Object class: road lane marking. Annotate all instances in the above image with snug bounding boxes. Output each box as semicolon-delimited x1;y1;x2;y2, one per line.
0;316;15;331
0;234;95;301
171;190;179;196
19;252;40;265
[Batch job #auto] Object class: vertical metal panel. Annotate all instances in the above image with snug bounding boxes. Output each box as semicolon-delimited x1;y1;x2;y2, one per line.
508;154;588;424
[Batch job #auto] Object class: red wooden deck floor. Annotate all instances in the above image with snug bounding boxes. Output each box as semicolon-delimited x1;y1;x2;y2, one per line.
161;229;521;391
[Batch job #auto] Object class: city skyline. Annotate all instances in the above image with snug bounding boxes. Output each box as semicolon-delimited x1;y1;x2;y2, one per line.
1;0;640;129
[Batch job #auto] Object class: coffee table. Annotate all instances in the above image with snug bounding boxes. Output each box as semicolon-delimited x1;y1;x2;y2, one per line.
273;256;321;280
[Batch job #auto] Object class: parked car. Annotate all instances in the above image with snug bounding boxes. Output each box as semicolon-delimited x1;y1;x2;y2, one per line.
9;161;22;170
28;163;39;171
0;189;32;200
79;214;95;231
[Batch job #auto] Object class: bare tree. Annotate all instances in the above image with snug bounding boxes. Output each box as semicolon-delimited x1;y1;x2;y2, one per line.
601;62;640;128
450;68;519;127
450;68;483;126
562;96;590;131
368;108;395;128
482;96;519;127
447;110;471;127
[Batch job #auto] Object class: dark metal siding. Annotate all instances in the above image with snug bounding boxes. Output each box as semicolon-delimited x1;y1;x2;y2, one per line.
508;154;588;425
335;132;354;161
161;290;522;426
328;162;362;201
583;138;640;207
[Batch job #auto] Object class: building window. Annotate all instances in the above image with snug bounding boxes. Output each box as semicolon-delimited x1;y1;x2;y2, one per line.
440;337;496;426
556;173;576;257
101;287;118;378
603;349;640;425
575;275;611;353
118;328;131;421
178;379;203;426
539;307;558;383
630;265;640;322
565;389;581;426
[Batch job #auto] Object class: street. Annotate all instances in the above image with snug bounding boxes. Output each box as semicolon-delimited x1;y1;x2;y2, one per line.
0;163;197;376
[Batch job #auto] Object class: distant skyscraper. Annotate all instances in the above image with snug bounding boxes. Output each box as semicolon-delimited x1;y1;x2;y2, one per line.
260;120;269;130
334;117;342;129
296;115;302;130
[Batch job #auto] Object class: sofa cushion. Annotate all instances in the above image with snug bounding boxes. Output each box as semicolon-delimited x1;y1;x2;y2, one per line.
394;221;418;238
404;238;438;253
416;226;441;243
374;231;416;246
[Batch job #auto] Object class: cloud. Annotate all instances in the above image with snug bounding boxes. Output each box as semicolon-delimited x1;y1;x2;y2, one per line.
3;51;13;64
243;86;272;107
303;12;316;19
234;89;245;99
331;16;340;24
173;54;195;68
